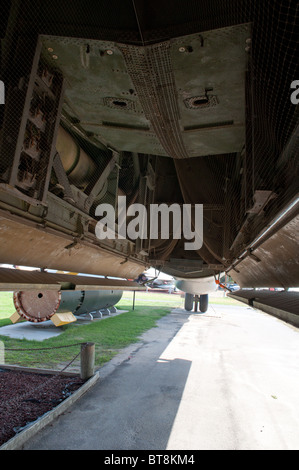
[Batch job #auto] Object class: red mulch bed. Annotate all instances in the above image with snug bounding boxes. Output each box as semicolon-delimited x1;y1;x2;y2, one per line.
0;368;85;447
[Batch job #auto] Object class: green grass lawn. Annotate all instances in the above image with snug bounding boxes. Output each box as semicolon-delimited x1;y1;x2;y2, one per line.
0;290;172;371
0;289;240;371
0;289;239;322
120;289;240;308
0;292;15;322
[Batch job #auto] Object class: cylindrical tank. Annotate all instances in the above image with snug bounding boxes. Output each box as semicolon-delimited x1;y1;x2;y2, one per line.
59;290;123;315
13;289;123;323
55;126;97;188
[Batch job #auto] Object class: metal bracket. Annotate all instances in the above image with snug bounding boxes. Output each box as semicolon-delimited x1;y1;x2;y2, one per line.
247;190;277;215
52;152;75;204
247;249;261;263
84;151;119;212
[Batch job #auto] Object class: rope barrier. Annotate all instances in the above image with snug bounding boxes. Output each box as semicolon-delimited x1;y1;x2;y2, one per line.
2;342;93;376
0;343;90;413
2;343;90;376
4;343;83;351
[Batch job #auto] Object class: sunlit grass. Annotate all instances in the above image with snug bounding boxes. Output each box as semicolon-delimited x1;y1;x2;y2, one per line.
0;289;239;322
0;300;171;370
0;289;240;371
0;292;15;321
118;289;241;309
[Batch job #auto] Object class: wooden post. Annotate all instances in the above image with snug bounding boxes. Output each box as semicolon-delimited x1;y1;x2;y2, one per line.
80;342;95;380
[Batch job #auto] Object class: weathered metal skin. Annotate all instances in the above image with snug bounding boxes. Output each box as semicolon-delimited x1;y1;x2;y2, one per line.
0;215;146;279
0;1;298;296
0;267;142;292
227;208;299;288
228;290;299;327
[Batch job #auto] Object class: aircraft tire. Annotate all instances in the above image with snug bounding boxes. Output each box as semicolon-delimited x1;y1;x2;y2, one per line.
184;293;194;311
200;294;209;313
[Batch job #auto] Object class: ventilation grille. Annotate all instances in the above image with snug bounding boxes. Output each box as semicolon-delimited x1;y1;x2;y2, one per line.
119;42;189;159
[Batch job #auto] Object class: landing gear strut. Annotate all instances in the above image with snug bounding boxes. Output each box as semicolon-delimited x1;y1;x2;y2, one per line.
184;293;209;313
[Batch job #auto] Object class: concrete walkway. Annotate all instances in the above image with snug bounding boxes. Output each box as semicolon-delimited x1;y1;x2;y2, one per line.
23;303;299;450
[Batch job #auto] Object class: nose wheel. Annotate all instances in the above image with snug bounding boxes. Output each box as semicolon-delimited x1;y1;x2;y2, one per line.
184;293;209;313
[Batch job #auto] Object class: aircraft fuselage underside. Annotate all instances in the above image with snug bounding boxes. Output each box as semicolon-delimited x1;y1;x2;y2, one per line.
0;2;298;293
